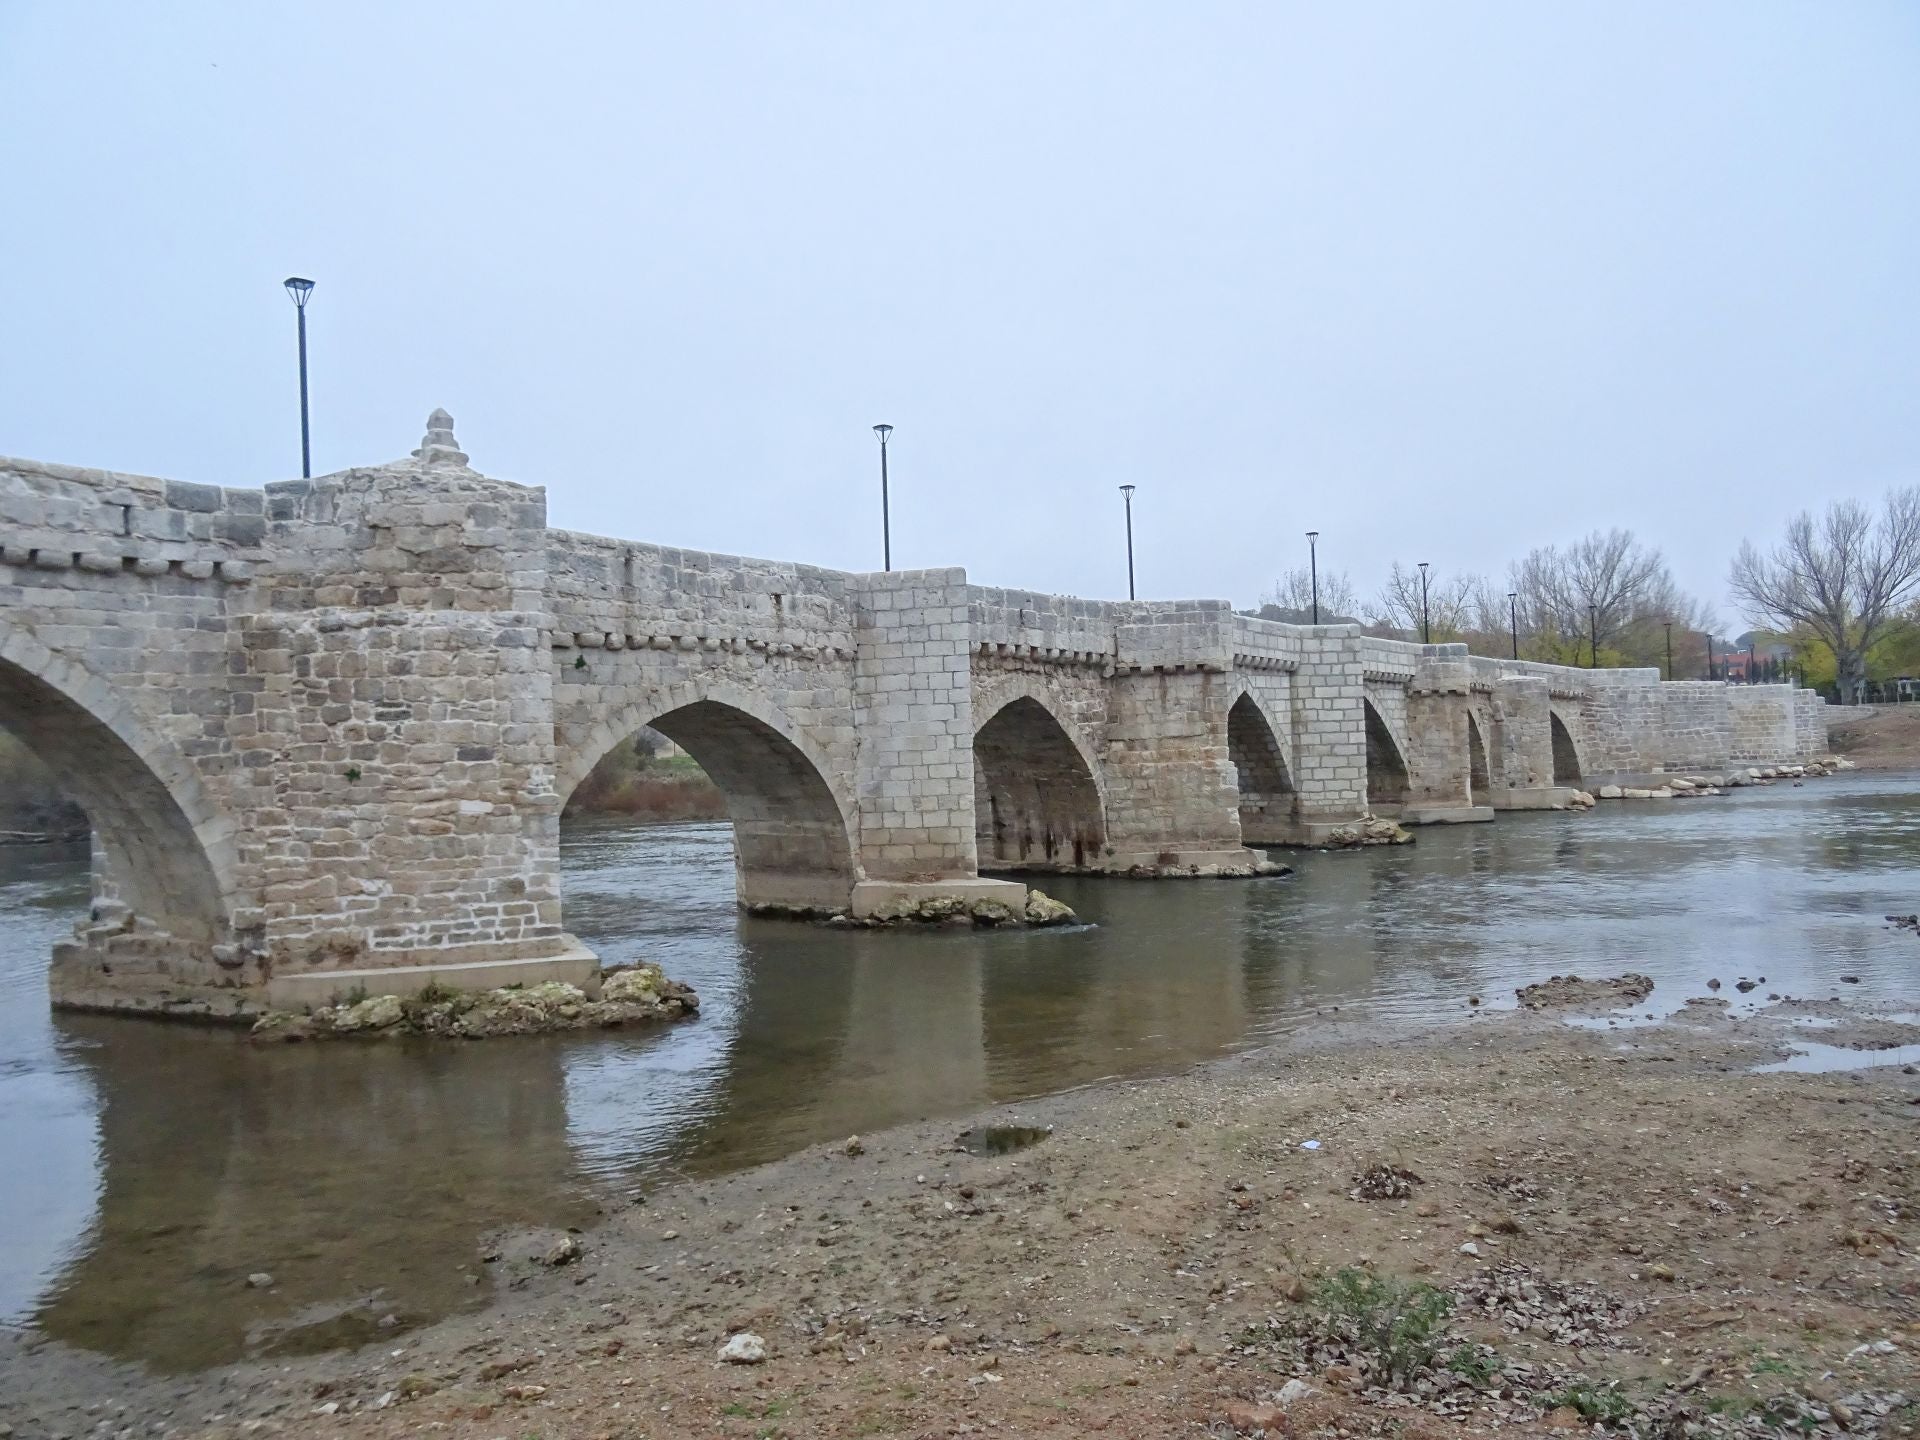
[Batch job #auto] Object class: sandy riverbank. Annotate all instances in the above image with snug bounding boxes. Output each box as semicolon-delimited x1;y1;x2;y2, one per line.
8;988;1920;1440
1830;706;1920;772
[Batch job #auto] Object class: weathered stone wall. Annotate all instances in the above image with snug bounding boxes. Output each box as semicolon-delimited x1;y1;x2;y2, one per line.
966;589;1114;872
1232;616;1363;828
1729;685;1801;765
0;418;1837;1016
544;527;862;911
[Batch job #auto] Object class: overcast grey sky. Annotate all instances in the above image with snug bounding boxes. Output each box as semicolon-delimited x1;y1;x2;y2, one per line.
2;3;1915;618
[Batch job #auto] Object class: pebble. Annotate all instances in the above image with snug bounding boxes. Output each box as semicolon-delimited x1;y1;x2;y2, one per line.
1459;1241;1481;1256
245;1272;274;1288
719;1332;767;1364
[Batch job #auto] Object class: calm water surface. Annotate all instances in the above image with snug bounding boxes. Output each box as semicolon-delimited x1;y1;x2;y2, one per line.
5;774;1920;1369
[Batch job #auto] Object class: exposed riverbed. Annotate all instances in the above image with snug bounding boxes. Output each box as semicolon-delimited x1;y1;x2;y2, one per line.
3;774;1918;1376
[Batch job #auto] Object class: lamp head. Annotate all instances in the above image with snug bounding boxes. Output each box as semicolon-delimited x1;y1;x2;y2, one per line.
283;276;315;308
1306;530;1318;541
872;423;893;443
1119;484;1135;497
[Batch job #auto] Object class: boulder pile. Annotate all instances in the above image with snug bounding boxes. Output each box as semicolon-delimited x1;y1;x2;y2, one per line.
1323;815;1414;849
1593;756;1853;802
827;888;1080;929
250;963;699;1042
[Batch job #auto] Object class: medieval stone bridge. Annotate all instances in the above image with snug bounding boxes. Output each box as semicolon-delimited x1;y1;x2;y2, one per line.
0;413;1829;1017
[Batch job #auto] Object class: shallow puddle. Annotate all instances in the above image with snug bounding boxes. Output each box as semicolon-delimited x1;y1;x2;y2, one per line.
1752;1041;1920;1074
957;1124;1051;1156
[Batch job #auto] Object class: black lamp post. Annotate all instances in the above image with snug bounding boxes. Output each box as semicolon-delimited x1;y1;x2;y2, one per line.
1748;640;1757;684
1664;621;1673;681
871;424;893;572
1417;562;1431;644
1306;531;1319;624
1508;592;1519;660
1588;603;1599;668
1706;635;1716;681
1120;485;1137;600
283;276;315;478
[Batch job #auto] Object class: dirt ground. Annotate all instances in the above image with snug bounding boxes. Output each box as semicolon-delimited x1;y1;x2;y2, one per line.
11;994;1920;1440
1829;706;1920;770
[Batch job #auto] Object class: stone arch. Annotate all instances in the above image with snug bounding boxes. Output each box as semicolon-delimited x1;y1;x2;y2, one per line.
1227;691;1294;843
1466;711;1491;801
557;684;858;912
1549;709;1584;786
1363;697;1412;810
0;626;235;946
972;692;1106;871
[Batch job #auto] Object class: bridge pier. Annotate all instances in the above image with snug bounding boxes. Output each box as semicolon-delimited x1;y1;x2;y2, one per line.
1400;651;1495;825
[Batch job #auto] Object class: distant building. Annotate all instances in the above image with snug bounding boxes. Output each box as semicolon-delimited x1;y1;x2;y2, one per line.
1719;633;1794;684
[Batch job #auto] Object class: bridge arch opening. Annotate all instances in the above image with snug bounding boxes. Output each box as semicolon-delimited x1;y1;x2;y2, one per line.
1363;698;1412;812
1550;711;1583;786
1466;712;1490;801
562;698;856;913
1227;693;1294;843
0;653;232;975
973;696;1105;871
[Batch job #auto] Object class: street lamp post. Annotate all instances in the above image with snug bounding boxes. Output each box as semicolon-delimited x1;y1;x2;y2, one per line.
1664;622;1673;681
1417;561;1431;644
1588;603;1598;668
1306;531;1320;624
1120;485;1137;600
283;277;315;478
871;424;893;571
1748;641;1757;685
1706;635;1716;681
1508;592;1519;660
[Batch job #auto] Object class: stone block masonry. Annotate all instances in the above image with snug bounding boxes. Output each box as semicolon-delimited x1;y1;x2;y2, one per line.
0;413;1833;1018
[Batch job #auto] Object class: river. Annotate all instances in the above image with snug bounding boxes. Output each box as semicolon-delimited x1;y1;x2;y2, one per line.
2;773;1917;1371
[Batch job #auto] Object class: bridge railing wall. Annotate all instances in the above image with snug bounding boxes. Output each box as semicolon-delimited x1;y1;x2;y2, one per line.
967;585;1116;663
545;529;857;652
0;455;267;579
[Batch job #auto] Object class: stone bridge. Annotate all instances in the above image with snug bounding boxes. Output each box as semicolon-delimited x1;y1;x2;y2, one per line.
0;413;1830;1018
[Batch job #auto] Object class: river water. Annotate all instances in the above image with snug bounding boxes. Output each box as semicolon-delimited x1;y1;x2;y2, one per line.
4;774;1919;1371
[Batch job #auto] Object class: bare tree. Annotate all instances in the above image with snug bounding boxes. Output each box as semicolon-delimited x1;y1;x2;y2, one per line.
1260;565;1358;621
1510;529;1709;665
1729;490;1920;703
1369;562;1495;641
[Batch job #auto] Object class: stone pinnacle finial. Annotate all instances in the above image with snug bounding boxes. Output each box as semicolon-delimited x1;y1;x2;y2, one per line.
412;408;469;467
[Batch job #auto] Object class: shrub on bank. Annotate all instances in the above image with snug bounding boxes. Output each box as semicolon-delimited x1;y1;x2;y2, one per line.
564;738;727;822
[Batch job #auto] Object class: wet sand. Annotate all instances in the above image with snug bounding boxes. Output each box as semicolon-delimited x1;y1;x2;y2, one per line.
9;994;1920;1439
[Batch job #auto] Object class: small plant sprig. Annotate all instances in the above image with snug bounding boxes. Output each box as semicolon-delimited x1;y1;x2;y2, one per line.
1312;1267;1454;1390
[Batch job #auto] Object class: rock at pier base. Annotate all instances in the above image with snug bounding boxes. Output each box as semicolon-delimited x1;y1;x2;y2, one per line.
250;964;699;1043
829;885;1080;929
1322;815;1414;849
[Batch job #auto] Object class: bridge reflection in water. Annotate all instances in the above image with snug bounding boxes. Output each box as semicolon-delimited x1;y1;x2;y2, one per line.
17;779;1920;1370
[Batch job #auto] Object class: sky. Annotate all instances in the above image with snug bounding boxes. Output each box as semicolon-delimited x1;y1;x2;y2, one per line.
2;2;1915;622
